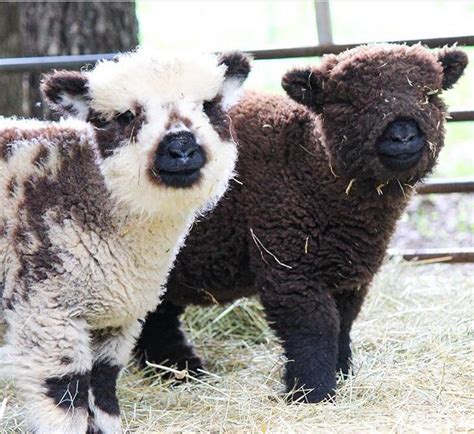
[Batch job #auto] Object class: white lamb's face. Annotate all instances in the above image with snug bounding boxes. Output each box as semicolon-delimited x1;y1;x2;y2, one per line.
41;50;251;217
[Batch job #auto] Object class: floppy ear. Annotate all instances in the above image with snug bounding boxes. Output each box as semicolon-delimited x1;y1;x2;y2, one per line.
437;47;469;90
217;51;252;109
218;51;251;83
40;70;90;119
282;68;325;112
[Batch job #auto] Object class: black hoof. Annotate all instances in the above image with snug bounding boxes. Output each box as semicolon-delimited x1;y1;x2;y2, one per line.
286;386;336;404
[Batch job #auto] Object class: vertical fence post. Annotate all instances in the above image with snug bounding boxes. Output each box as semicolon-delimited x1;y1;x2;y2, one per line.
314;1;333;45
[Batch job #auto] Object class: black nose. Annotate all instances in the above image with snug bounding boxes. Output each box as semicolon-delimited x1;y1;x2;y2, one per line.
386;119;419;144
168;135;199;162
153;131;206;188
376;119;425;171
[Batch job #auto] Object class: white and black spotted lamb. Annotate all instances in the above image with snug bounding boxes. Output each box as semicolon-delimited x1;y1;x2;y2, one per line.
0;49;250;434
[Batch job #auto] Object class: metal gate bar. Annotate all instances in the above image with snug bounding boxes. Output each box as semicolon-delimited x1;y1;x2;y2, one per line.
0;33;472;262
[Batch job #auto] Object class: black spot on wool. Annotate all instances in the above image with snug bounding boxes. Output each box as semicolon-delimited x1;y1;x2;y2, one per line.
90;360;121;416
45;371;91;410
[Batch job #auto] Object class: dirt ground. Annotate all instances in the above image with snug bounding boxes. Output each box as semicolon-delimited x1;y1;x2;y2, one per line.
391;193;473;249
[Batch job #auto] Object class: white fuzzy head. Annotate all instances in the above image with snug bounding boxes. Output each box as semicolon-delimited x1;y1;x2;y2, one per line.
41;49;251;219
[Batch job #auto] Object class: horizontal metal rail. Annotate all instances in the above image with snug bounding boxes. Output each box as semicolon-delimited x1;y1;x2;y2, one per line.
0;53;117;73
416;178;474;194
448;111;474;122
394;179;474;263
388;247;474;264
0;37;471;265
448;111;473;122
251;35;474;60
0;35;472;73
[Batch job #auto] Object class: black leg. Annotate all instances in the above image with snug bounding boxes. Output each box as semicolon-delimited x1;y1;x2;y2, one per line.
334;286;368;377
90;360;121;415
87;360;121;434
260;274;340;403
88;322;141;433
135;300;203;375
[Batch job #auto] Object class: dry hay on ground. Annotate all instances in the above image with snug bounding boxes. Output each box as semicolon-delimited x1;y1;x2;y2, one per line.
1;261;473;433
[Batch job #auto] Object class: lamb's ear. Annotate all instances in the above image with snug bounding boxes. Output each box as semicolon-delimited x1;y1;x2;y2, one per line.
282;68;325;112
217;51;252;109
40;70;90;119
437;47;468;90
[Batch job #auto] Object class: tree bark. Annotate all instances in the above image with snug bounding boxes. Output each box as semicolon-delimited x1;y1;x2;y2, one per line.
0;2;139;118
0;2;24;116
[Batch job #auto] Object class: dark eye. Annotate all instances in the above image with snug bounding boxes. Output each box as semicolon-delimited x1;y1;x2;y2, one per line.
203;99;216;108
90;116;109;128
116;110;135;126
203;97;221;116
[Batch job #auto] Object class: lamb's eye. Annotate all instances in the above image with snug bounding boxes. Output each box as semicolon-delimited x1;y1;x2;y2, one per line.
203;97;220;115
116;110;135;125
203;99;216;108
90;116;110;128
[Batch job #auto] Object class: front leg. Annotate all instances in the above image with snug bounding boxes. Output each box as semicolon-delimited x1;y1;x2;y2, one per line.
135;300;203;375
88;321;141;434
334;285;368;377
3;305;92;434
259;272;340;403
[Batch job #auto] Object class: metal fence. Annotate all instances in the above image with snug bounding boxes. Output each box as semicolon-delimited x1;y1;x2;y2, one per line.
0;33;473;263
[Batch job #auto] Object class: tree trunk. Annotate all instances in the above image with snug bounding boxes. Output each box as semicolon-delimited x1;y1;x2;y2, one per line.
0;2;139;118
0;2;24;116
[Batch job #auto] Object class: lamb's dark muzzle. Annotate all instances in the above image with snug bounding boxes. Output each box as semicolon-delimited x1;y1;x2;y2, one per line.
376;118;425;171
154;131;206;188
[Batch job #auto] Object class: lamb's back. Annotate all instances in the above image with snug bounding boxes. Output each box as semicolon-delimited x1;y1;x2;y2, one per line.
230;91;316;161
0;119;114;314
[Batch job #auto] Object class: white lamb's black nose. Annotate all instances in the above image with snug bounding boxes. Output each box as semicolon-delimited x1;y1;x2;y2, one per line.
153;131;207;188
168;137;199;163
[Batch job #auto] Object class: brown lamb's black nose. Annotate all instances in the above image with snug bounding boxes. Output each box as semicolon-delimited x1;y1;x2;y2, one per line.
386;119;419;144
376;118;425;171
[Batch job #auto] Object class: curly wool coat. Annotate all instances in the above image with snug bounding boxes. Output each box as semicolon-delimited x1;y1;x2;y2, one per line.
136;44;468;402
0;50;250;433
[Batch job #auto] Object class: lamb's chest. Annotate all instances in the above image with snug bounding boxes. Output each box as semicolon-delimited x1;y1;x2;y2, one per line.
81;221;186;328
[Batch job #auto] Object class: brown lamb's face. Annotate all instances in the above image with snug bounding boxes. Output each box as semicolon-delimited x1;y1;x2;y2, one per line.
282;44;468;188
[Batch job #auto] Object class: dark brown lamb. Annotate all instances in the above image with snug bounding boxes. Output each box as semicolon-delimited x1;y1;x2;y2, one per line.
136;44;468;402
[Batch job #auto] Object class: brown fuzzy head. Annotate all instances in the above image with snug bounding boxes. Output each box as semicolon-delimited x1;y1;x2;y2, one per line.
282;44;468;187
